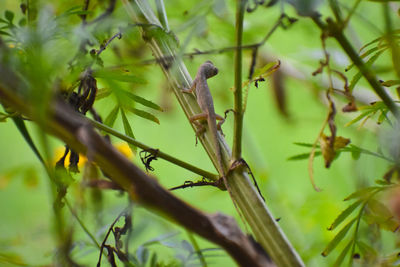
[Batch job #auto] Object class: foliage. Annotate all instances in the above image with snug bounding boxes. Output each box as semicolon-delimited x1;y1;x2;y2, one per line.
2;0;400;266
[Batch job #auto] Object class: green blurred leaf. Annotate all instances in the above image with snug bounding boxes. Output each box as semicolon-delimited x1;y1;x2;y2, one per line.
351;149;361;160
123;91;163;111
293;142;318;148
322;218;356;257
333;240;352;267
356;240;377;258
150;253;158;267
181;240;194;253
96;88;112;100
348;51;384;91
104;104;120;127
120;108;137;155
253;61;280;78
0;112;11;122
345;102;388;127
377;109;388;124
93;69;146;84
0;30;11;36
4;10;14;24
126;107;160;124
375;179;392;185
380;79;400;87
328;200;363;231
58;5;92;18
142;232;180;247
0;252;27;266
136;246;149;265
23;167;39;188
18;18;26;27
287;151;321;161
344;187;380;201
344;109;375;127
367;199;393;220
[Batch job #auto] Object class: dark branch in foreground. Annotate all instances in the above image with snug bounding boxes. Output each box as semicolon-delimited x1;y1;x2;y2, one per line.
0;64;274;267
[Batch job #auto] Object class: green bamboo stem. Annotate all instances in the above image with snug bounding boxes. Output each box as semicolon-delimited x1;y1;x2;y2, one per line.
123;0;305;266
232;0;246;160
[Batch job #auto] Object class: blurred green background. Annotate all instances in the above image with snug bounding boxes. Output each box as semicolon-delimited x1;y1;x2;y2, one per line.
0;0;398;266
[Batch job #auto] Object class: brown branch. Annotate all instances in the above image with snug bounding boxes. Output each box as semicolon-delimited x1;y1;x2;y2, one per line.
141;14;292;66
0;65;274;267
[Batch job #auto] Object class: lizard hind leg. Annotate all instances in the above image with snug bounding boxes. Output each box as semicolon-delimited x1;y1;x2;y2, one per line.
189;113;208;146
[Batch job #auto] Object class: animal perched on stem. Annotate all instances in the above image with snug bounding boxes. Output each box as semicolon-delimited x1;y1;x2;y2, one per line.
182;60;227;187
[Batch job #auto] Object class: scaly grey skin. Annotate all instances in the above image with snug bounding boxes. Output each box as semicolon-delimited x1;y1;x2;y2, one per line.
183;62;247;226
182;60;226;180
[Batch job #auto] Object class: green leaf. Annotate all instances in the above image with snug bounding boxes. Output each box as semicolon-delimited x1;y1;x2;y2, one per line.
18;18;26;27
380;80;400;87
57;5;92;18
348;51;384;91
136;246;149;265
345;108;376;127
351;149;361;160
126;107;160;124
287;151;321;161
93;69;146;84
344;187;380;201
96;88;112;100
142;232;180;246
375;179;391;185
104;105;119;127
123;91;163;111
4;10;14;24
322;218;357;257
253;61;280;78
293;142;318;148
150;253;158;267
328;200;363;230
377;109;388;124
120;109;137;155
356;240;377;258
333;240;353;267
0;30;11;36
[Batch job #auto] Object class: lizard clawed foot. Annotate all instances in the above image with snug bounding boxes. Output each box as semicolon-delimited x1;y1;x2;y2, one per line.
194;125;206;146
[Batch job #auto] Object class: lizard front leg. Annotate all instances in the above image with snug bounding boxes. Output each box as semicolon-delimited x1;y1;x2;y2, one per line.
215;114;225;135
181;79;197;94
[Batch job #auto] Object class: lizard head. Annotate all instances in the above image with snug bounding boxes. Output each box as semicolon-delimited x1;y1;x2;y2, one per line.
203;60;218;79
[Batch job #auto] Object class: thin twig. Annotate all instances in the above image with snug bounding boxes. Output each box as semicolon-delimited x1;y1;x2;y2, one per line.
88;118;219;180
66;199;101;249
232;0;247;160
97;208;129;267
81;0;91;25
169;179;219;191
89;0;116;25
96;32;122;56
141;14;289;66
311;16;400;119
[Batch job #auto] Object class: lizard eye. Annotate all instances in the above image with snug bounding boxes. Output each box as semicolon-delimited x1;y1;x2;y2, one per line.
213;67;218;75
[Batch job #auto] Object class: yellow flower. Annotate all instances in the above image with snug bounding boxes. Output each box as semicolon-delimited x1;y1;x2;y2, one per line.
115;142;133;159
53;142;133;168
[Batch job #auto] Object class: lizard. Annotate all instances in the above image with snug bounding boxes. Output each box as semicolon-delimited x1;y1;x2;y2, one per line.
182;61;250;229
182;61;227;188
